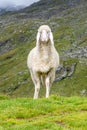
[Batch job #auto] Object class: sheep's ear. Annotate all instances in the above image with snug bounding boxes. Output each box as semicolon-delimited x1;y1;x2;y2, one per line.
49;31;54;45
36;31;40;46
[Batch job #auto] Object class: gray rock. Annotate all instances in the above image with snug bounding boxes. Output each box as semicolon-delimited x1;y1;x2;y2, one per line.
54;63;77;82
65;46;87;59
67;63;77;77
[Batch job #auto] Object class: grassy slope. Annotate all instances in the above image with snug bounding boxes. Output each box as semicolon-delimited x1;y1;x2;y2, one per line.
0;95;87;130
0;1;87;130
0;1;87;98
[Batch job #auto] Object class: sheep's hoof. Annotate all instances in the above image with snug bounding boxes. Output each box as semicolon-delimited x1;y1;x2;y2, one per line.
46;96;49;98
33;96;38;99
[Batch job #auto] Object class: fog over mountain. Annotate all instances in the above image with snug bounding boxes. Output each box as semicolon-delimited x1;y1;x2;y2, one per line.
0;0;40;10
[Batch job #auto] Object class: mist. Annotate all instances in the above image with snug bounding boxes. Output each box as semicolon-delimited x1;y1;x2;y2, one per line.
0;0;40;9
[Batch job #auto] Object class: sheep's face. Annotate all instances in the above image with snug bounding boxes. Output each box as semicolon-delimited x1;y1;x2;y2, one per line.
39;29;50;43
37;25;54;45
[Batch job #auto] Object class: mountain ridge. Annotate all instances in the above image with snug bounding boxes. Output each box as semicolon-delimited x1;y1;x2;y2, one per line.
18;0;86;19
0;0;86;18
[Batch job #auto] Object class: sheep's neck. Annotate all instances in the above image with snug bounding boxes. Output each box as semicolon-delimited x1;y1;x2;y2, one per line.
38;42;52;61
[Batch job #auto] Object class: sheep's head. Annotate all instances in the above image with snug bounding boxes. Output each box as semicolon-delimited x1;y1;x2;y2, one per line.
36;25;54;46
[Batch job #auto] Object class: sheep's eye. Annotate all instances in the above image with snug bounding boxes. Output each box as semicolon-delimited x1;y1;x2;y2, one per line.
39;31;42;34
47;31;50;34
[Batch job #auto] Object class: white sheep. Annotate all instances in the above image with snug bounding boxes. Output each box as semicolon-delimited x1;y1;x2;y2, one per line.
27;25;59;99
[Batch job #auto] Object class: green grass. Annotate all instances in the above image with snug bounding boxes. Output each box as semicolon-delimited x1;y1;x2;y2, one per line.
0;95;87;130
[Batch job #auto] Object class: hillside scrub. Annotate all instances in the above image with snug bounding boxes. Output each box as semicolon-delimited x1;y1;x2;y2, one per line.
0;13;87;98
0;0;87;97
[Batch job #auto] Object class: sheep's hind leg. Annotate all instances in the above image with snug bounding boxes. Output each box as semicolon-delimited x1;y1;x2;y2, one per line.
45;76;50;98
41;75;46;87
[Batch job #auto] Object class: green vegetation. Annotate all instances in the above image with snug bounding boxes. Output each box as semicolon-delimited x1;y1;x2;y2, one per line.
0;0;87;98
0;95;87;130
0;0;87;129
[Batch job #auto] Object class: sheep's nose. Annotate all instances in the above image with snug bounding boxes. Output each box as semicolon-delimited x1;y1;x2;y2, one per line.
41;30;48;42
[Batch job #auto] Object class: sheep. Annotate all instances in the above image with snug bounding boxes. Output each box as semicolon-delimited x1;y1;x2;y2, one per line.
27;25;59;99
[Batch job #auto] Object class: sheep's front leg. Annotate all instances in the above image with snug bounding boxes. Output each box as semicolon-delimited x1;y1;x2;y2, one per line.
29;70;40;99
34;81;40;99
33;73;40;99
45;76;50;98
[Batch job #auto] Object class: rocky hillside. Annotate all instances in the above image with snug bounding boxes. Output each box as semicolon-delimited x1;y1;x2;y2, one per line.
0;0;87;98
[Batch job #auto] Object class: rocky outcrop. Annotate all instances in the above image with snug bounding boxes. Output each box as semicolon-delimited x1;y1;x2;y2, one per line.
0;40;15;54
55;63;77;82
65;46;87;59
